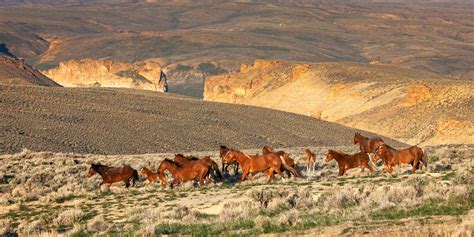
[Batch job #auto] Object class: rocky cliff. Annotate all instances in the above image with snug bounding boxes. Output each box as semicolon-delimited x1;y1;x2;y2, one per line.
43;59;167;91
0;55;61;87
204;60;473;145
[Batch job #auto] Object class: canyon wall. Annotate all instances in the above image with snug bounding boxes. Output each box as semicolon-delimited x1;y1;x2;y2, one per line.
43;59;167;91
204;60;473;145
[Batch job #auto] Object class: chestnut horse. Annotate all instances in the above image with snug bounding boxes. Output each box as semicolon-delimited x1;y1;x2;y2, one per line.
304;148;315;172
87;163;139;188
140;167;166;187
374;143;428;173
157;159;210;188
174;154;222;182
325;150;374;176
262;145;300;178
220;145;239;175
223;149;289;184
353;132;384;154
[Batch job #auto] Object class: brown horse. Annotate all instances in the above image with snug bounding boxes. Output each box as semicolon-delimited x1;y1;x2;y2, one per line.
262;145;300;178
353;132;384;154
304;148;315;172
174;154;222;182
157;159;210;188
223;149;290;184
140;167;165;187
220;145;239;175
325;150;374;176
87;163;139;188
374;143;428;173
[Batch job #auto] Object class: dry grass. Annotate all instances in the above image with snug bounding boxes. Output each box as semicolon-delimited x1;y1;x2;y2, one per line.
0;145;472;236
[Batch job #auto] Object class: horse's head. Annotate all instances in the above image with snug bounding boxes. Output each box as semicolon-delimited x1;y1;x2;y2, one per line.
219;145;229;158
325;150;335;162
262;145;274;155
223;150;236;164
140;167;148;177
353;132;361;144
374;143;387;157
87;164;100;177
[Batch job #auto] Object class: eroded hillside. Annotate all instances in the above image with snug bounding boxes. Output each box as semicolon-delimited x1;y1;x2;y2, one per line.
204;60;474;145
0;55;60;87
43;59;167;91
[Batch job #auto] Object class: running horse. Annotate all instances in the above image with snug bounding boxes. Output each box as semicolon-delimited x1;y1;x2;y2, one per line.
262;145;300;177
353;132;384;154
87;163;139;189
220;145;239;175
373;143;428;173
223;149;291;185
174;154;222;182
325;150;374;176
156;159;210;188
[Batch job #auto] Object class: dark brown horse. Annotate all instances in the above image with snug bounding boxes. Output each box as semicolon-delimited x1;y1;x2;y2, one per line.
174;154;222;182
157;159;210;188
223;149;290;184
220;145;239;175
262;145;300;178
325;150;374;176
140;167;165;187
87;163;139;188
374;143;428;173
353;132;384;154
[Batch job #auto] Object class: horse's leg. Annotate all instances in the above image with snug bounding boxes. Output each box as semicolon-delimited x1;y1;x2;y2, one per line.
248;172;253;183
239;169;249;185
368;164;374;176
274;166;285;181
338;167;344;176
233;164;239;175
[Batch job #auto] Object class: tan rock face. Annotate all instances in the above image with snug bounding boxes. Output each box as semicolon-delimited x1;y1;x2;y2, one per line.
400;84;433;106
43;59;166;91
204;60;474;145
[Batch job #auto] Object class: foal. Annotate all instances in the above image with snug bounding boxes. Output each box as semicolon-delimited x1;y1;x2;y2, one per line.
304;148;315;172
325;150;374;176
140;167;165;187
353;132;384;154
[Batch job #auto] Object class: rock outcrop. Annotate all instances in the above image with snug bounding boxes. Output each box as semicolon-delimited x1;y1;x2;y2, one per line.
44;59;167;91
0;55;61;87
204;60;474;145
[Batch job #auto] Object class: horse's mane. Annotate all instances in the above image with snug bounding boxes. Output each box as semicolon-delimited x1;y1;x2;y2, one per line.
329;150;348;157
91;163;110;174
163;158;182;167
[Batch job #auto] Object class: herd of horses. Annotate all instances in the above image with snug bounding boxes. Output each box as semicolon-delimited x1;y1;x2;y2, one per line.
87;132;429;189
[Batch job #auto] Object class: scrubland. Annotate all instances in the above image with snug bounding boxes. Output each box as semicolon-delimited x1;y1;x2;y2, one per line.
0;145;472;236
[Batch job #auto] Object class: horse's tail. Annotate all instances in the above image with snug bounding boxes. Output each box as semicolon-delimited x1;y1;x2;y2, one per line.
421;148;429;169
279;155;300;178
210;160;223;181
131;169;139;187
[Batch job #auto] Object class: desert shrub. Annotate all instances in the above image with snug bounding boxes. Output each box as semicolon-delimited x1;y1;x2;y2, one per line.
220;200;259;221
170;206;190;220
53;209;84;226
17;219;44;234
326;189;361;209
403;175;428;197
87;215;109;232
453;170;474;185
249;189;275;208
276;209;300;227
